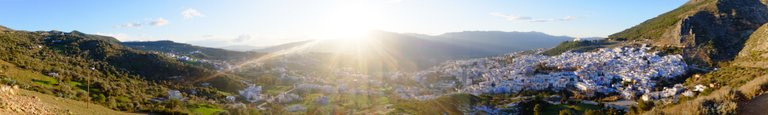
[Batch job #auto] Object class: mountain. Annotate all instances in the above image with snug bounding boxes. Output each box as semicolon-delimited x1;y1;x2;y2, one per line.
219;45;263;52
255;31;573;70
254;40;314;53
433;31;574;54
122;40;262;61
601;0;768;114
608;0;768;66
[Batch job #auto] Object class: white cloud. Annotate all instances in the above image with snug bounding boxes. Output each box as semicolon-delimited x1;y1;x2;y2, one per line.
115;22;142;28
182;8;204;19
234;34;252;42
116;17;169;28
489;12;532;21
558;16;577;21
149;18;169;26
529;19;553;22
490;12;576;22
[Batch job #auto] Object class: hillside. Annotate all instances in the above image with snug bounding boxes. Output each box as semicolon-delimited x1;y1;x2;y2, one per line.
608;0;768;66
0;85;137;115
641;10;768;115
0;26;245;114
734;23;768;68
122;40;262;61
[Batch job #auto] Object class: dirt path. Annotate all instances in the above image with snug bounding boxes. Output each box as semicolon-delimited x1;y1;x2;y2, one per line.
738;94;768;115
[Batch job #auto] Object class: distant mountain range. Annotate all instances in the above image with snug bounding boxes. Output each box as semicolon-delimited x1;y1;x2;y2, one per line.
219;45;264;52
253;31;576;70
431;31;576;54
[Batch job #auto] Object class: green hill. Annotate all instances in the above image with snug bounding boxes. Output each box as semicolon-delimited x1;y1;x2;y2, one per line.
122;40;262;61
0;26;245;114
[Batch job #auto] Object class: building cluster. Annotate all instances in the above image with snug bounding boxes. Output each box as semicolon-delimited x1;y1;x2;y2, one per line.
162;52;233;71
408;45;688;100
238;84;264;103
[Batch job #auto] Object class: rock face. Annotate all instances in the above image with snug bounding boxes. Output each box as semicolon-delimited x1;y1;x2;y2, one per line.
610;0;768;66
735;23;768;68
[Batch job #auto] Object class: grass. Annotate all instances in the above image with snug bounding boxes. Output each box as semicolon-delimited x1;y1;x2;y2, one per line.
542;103;604;115
189;104;226;115
392;93;480;114
648;69;768;114
0;60;57;87
685;66;768;88
608;0;715;40
542;40;611;56
16;87;140;115
31;77;57;87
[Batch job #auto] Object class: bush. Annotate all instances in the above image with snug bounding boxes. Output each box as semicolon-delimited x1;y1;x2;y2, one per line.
584;109;603;115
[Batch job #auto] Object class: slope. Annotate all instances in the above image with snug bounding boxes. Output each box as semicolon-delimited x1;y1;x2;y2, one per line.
0;26;244;113
608;0;768;66
0;85;138;115
642;19;768;115
122;40;262;61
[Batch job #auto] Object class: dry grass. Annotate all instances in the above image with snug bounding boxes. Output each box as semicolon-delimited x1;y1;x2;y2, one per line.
737;75;768;99
646;75;768;115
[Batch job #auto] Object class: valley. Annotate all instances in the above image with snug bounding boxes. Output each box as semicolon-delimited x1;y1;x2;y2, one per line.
2;0;768;115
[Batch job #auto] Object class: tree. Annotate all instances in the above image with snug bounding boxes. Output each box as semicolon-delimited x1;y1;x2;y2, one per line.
559;109;573;115
533;104;542;115
636;100;654;111
584;109;603;115
606;108;621;115
94;94;106;103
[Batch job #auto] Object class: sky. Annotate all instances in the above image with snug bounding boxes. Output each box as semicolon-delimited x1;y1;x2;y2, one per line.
0;0;687;48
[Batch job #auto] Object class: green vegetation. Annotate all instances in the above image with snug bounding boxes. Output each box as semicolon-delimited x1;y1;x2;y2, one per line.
685;65;768;88
608;0;715;41
121;40;262;61
541;103;603;115
542;40;610;56
0;28;246;114
14;87;140;115
189;104;227;115
392;93;480;114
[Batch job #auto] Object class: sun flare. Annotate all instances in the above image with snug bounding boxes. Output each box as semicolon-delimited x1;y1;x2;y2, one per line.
318;1;383;40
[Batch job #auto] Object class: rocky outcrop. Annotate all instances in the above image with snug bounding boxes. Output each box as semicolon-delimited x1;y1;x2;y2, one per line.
610;0;768;66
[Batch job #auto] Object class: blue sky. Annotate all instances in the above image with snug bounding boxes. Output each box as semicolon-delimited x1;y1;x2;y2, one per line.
0;0;687;47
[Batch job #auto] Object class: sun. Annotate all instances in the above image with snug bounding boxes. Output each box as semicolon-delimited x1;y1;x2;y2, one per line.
317;1;383;40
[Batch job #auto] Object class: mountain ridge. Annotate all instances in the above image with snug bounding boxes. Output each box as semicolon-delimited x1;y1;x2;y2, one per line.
609;0;768;66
